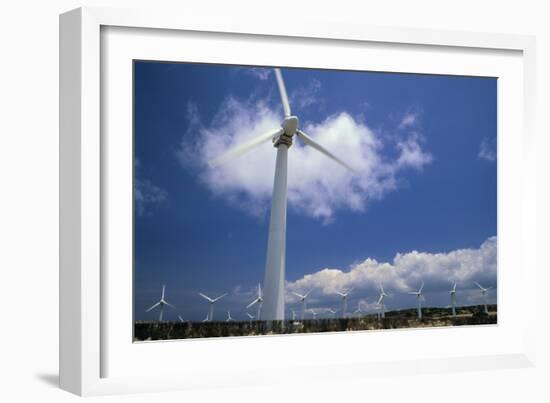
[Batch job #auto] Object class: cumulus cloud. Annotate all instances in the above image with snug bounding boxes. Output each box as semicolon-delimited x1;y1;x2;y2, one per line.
285;236;496;311
178;97;432;223
478;137;496;162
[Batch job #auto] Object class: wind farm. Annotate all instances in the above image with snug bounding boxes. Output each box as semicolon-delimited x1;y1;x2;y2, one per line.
133;62;498;341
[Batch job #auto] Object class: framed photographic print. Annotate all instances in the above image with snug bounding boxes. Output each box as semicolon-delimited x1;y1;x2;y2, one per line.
60;6;537;396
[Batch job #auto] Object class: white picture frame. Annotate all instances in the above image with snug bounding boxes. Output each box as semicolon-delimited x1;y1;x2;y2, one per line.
60;6;537;396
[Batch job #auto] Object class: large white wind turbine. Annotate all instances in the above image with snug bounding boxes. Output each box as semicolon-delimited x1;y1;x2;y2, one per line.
209;68;355;321
474;281;490;314
377;284;389;318
292;289;313;321
449;283;457;316
145;285;176;322
199;292;227;321
336;288;353;318
407;282;425;319
246;283;264;320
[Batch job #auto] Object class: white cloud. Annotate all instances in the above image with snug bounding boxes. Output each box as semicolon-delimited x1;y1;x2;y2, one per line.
398;112;417;129
134;178;168;216
286;236;497;307
179;97;432;223
245;67;272;81
289;78;323;110
478;137;496;162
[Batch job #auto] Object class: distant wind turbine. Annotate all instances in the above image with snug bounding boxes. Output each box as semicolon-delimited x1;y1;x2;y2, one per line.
327;308;338;319
353;301;364;317
246;312;255;322
449;283;457;316
145;285;176;321
209;68;355;320
474;282;490;314
290;309;297;321
226;311;234;322
246;284;264;320
336;288;353;318
407;282;425;319
309;309;319;320
292;289;313;320
377;284;389;318
199;292;227;321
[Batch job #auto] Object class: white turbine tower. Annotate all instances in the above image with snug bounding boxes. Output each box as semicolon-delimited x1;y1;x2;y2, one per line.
474;282;490;314
209;68;355;321
336;288;353;318
246;284;264;320
408;282;425;319
449;283;457;316
226;311;234;322
199;292;227;321
377;284;389;318
292;289;313;321
145;285;176;322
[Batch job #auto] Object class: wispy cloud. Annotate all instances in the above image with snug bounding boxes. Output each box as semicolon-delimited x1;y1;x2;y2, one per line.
245;67;272;81
178;97;432;223
134;159;168;216
398;112;418;129
478;137;496;162
289;78;323;110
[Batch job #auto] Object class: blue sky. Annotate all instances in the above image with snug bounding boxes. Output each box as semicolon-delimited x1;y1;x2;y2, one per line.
134;62;497;322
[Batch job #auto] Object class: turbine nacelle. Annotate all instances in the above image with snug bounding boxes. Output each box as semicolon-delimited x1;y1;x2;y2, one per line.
281;116;299;136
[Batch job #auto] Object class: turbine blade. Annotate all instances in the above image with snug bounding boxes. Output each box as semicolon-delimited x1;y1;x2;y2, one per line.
377;295;384;305
304;289;313;298
274;68;291;117
296;130;357;173
335;291;345;297
145;302;160;312
292;291;305;299
161;284;165;300
474;281;484;290
246;299;259;309
258;283;262;299
165;302;176;310
213;293;227;302
208;128;283;168
407;292;418;295
199;293;214;302
419;282;424;293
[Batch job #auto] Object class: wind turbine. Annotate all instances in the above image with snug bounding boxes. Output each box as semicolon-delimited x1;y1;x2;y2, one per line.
377;284;389;318
449;283;457;316
353;301;364;317
209;68;355;321
226;311;234;322
199;292;227;321
246;283;264;320
327;308;338;319
309;309;319;320
246;312;255;322
290;309;297;321
292;289;313;321
336;288;353;318
408;282;425;319
474;282;490;314
145;285;176;322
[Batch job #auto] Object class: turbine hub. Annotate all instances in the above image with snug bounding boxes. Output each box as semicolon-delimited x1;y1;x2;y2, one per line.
282;116;299;136
274;116;299;148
